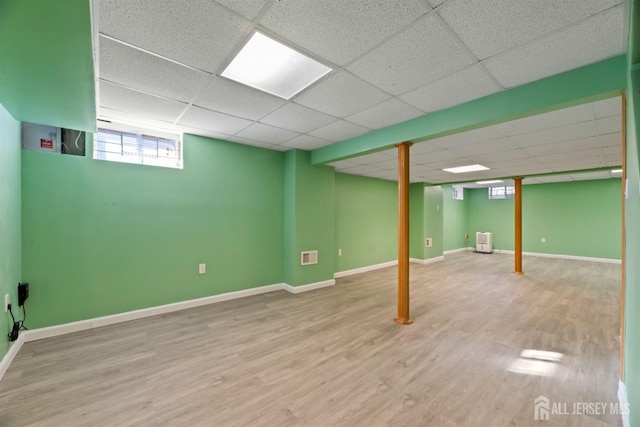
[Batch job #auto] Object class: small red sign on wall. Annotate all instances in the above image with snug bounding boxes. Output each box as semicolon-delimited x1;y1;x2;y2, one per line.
40;139;53;149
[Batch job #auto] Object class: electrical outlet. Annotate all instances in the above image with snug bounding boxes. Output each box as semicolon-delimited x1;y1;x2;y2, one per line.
4;294;8;313
199;263;206;275
541;237;546;243
425;238;433;248
338;249;342;256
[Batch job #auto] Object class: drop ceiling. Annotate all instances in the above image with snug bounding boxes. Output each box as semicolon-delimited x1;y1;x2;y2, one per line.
96;0;626;184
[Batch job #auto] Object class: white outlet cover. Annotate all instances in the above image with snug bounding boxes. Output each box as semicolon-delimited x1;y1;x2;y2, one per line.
199;263;206;274
4;294;8;313
541;238;546;243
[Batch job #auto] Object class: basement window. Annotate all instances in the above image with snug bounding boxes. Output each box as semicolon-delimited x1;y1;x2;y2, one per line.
94;124;182;169
488;186;515;199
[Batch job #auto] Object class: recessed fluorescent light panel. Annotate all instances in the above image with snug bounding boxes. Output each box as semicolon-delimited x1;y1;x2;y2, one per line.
611;169;623;174
221;32;332;99
443;164;489;174
476;180;503;185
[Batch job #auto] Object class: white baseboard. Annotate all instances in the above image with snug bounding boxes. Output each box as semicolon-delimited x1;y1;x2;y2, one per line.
618;380;630;427
443;247;473;255
22;283;286;342
0;278;345;381
282;279;335;294
334;260;397;278
0;334;26;382
410;256;445;265
491;249;621;264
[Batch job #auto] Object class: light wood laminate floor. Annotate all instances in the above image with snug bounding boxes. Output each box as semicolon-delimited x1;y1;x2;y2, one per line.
0;253;622;426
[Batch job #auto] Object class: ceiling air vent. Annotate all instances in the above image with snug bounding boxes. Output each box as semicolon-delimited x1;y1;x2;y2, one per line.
301;250;318;266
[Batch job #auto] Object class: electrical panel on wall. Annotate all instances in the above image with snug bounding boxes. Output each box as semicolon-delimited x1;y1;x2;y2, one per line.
22;122;86;156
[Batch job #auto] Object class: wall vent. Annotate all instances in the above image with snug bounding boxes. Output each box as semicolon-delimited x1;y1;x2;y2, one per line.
301;250;318;266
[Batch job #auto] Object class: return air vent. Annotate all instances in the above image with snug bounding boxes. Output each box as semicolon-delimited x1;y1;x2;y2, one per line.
301;250;318;266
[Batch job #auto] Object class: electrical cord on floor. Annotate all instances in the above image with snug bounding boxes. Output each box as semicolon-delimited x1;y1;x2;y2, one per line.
6;304;26;341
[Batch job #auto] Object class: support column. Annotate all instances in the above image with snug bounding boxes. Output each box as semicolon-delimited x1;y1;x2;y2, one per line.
395;142;413;325
514;177;524;274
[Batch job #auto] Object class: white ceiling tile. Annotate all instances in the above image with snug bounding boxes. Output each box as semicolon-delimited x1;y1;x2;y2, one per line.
411;164;437;174
97;107;178;131
193;77;285;120
510;121;599;147
260;103;335;133
368;158;398;170
308;120;370;141
600;132;623;147
482;156;542;169
428;0;447;7
176;125;230;141
429;125;506;148
234;122;299;144
99;37;209;103
411;142;442;154
596;116;622;135
346;98;424;130
469;148;532;163
99;81;187;122
294;72;390;117
259;0;430;66
214;0;269;20
594;96;623;118
483;6;624;88
227;136;281;150
530;174;574;184
496;103;595;136
438;0;621;60
447;137;519;156
524;136;601;157
280;134;333;150
602;155;622;165
178;106;253;135
537;148;603;164
339;164;386;175
99;0;251;72
601;145;622;156
412;149;460;164
400;65;501;113
348;15;475;95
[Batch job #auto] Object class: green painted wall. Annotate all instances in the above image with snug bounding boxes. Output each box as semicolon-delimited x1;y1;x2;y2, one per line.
21;134;284;328
423;186;444;259
466;180;621;259
283;150;335;286
0;103;21;360
442;185;468;251
409;183;425;259
466;188;516;251
409;184;444;260
0;0;95;132
334;173;396;272
625;2;640;421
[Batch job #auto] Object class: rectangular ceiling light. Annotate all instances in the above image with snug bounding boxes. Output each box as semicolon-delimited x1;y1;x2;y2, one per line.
221;32;332;100
611;169;623;174
476;179;503;184
443;164;489;173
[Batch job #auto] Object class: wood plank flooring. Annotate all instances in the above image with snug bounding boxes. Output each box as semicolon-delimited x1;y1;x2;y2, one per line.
0;253;622;426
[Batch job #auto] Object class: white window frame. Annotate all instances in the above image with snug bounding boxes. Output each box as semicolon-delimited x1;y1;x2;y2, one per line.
488;185;515;199
93;122;183;169
451;185;464;200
